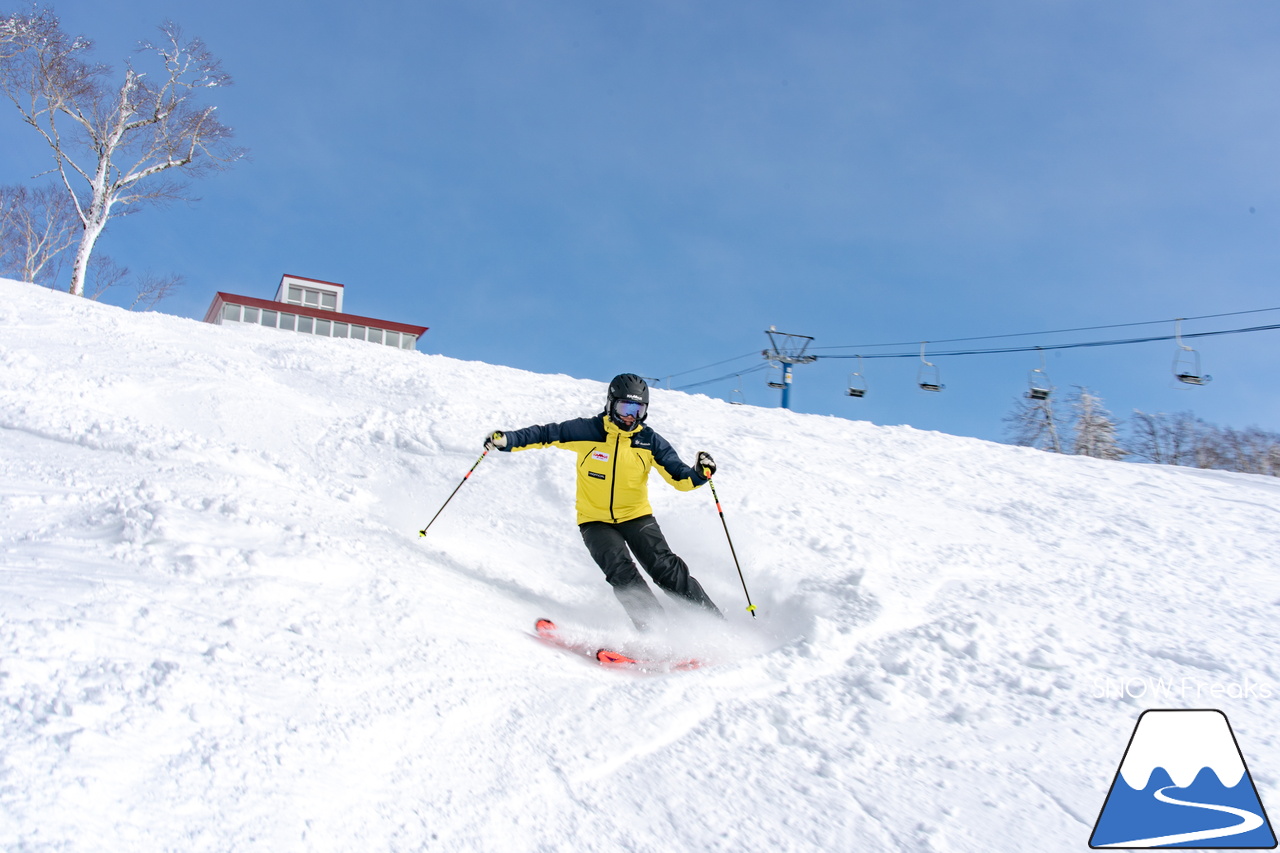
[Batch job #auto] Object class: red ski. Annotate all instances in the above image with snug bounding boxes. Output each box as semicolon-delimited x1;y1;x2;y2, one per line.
534;619;701;673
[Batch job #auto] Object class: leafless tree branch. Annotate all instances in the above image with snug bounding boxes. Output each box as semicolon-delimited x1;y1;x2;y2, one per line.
129;269;184;310
85;252;128;300
0;181;78;284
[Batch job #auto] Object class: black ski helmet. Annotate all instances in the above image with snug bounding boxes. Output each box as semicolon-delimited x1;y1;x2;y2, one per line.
605;373;649;428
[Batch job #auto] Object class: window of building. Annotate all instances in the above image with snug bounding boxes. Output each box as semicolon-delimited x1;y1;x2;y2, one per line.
285;285;338;312
217;297;414;352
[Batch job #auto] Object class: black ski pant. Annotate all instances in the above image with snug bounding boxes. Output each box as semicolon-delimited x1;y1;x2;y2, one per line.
579;515;721;630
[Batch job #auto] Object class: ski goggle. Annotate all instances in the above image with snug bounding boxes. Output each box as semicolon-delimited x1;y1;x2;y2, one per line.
612;400;647;420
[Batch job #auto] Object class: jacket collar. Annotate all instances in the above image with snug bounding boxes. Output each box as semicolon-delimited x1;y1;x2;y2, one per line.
602;413;642;438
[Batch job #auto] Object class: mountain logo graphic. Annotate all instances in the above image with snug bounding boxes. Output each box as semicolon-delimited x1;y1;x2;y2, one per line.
1090;709;1277;849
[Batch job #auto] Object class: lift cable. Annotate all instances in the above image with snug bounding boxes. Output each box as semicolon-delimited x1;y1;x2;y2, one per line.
660;350;762;382
812;306;1280;353
816;322;1280;360
675;362;772;391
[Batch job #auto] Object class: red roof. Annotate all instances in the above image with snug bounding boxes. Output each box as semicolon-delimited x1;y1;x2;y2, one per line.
204;292;428;336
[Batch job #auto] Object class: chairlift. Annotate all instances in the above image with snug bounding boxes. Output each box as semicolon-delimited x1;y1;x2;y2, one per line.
730;374;746;405
1027;347;1052;400
917;342;944;392
766;364;786;390
1173;319;1212;385
846;355;868;398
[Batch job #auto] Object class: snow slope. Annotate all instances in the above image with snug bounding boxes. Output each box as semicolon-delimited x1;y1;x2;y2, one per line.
2;278;1278;852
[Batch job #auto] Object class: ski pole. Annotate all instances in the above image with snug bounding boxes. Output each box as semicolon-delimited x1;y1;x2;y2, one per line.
419;448;490;538
705;473;756;618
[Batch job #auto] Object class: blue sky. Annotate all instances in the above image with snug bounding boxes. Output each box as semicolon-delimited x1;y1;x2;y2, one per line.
4;0;1278;443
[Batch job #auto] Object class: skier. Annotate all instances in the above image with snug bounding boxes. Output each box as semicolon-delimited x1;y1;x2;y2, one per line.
485;373;722;631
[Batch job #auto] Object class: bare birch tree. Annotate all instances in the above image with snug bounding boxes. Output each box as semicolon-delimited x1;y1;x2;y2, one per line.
1128;410;1209;467
0;11;244;296
1003;394;1063;453
0;182;78;283
1213;426;1280;476
1;7;63;60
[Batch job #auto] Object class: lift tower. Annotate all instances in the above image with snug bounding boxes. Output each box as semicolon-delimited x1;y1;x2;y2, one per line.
762;327;817;410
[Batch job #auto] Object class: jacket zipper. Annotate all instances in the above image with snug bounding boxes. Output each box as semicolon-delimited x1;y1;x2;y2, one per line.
608;432;620;521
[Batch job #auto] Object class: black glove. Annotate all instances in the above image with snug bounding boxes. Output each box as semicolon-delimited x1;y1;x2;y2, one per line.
696;451;716;479
484;430;507;451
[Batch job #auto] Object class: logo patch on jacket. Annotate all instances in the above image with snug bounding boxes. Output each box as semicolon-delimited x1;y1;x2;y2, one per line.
588;471;606;480
591;451;610;462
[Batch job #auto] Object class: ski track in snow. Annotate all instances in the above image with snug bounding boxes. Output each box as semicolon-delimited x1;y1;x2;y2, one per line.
2;279;1280;851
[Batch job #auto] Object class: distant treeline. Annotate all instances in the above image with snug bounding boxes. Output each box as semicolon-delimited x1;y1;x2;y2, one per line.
1005;388;1279;476
1128;411;1280;475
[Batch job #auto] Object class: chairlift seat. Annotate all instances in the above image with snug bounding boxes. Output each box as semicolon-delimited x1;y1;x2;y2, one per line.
767;381;786;389
916;344;942;393
1172;321;1211;387
1027;387;1050;401
845;361;868;399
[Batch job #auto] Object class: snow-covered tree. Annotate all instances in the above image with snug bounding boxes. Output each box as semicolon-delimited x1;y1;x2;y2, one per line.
0;12;244;296
1069;387;1125;460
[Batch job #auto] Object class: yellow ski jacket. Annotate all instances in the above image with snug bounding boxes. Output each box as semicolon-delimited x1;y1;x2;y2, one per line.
501;414;708;525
